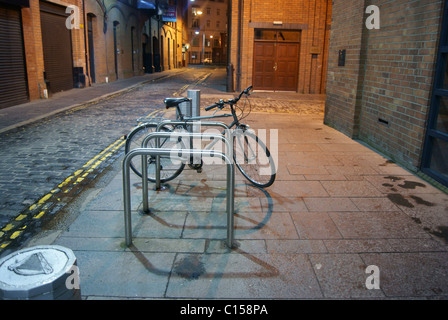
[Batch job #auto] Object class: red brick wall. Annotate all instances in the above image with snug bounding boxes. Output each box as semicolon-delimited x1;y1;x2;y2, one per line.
22;0;46;100
22;0;86;99
325;0;443;171
324;0;366;137
230;0;332;93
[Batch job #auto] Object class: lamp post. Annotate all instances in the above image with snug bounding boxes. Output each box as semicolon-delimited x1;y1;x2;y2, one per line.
196;10;205;64
202;30;205;64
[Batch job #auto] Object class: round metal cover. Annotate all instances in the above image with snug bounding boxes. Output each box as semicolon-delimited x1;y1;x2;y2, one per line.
0;245;77;299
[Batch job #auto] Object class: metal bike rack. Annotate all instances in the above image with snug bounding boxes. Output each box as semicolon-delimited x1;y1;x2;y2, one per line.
142;132;233;190
155;119;230;132
141;131;232;208
122;147;235;248
149;122;232;190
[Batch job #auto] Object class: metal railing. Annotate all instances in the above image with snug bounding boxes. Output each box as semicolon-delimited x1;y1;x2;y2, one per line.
154;120;230;189
123;132;235;248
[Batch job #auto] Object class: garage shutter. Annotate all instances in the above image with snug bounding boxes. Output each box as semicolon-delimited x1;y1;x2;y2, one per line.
0;4;29;109
40;1;73;93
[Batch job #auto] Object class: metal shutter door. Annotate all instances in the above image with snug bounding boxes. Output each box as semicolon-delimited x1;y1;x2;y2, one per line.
40;2;73;94
0;4;29;109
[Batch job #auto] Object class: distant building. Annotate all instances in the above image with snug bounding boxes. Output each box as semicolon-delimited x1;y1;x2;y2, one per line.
0;0;188;109
186;0;228;65
228;0;332;93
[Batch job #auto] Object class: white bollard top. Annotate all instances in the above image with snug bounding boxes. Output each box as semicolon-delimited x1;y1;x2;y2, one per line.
0;245;77;299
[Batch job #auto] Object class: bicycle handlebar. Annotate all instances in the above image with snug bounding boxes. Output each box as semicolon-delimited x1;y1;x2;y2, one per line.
205;86;253;112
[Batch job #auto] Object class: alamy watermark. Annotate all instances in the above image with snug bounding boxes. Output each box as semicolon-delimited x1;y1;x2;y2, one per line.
65;265;81;290
365;5;380;30
164;127;279;176
365;265;380;290
66;5;81;30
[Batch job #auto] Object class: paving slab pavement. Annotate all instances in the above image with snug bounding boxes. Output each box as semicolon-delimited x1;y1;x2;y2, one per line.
25;108;448;300
2;67;447;301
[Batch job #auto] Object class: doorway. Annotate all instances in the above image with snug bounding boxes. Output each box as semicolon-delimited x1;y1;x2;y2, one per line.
0;3;29;108
87;14;96;83
113;21;119;79
40;1;74;93
253;29;300;91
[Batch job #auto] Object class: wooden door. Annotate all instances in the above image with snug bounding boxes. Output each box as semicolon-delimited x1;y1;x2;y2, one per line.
253;41;299;91
253;42;276;90
276;42;299;91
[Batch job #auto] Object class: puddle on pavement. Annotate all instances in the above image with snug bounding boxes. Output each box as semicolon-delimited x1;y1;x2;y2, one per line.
173;254;206;280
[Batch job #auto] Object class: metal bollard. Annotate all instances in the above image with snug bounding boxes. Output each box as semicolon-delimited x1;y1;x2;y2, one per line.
0;245;80;300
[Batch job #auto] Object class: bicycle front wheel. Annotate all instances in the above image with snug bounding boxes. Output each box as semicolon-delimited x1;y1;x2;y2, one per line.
233;129;276;188
125;122;185;182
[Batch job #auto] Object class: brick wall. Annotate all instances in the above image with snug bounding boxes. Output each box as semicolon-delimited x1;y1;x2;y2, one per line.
22;0;46;100
229;0;332;93
324;0;443;171
324;0;366;137
21;0;86;98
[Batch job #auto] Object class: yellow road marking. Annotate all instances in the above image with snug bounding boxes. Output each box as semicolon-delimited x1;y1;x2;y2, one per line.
0;72;204;250
0;137;126;250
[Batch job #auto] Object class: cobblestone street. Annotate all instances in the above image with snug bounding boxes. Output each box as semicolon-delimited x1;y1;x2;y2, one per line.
0;67;222;231
0;65;327;251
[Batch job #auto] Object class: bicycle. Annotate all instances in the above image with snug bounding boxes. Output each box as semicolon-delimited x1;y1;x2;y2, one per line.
125;86;276;188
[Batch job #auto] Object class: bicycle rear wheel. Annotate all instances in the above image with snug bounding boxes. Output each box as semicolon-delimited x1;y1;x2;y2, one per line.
125;122;185;182
233;129;276;188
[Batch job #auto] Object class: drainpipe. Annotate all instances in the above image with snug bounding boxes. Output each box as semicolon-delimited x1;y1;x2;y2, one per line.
82;0;90;86
236;0;243;92
226;0;233;92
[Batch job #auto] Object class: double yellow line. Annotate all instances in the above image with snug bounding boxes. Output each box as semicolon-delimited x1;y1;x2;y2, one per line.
172;72;212;96
0;70;209;251
0;138;125;250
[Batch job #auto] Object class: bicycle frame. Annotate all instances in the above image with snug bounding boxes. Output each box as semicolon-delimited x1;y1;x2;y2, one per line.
170;95;258;167
175;97;245;131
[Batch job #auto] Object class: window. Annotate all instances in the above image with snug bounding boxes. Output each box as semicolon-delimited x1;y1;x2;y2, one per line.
216;21;220;28
207;8;211;15
254;29;301;42
207;20;210;28
217;9;220;16
192;36;199;47
421;1;448;186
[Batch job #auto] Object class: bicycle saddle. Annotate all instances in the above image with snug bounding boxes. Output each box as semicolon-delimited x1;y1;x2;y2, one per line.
164;97;191;108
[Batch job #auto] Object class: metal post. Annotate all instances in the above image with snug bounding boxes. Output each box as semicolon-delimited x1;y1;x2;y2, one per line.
226;162;235;247
122;153;133;246
142;152;149;213
188;90;201;164
178;97;192;119
188;90;201;118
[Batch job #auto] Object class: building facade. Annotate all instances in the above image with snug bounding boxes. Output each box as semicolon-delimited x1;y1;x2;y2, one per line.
186;0;228;65
228;0;332;93
324;0;448;187
0;0;87;107
0;0;187;109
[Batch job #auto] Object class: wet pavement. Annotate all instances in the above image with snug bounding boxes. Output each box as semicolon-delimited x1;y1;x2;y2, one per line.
1;66;448;301
46;111;448;300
